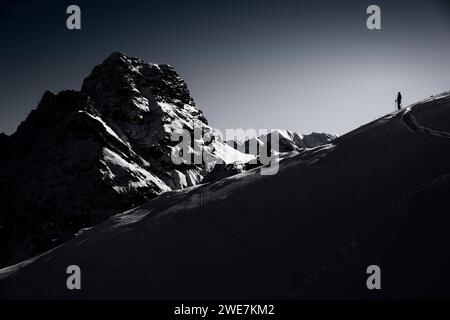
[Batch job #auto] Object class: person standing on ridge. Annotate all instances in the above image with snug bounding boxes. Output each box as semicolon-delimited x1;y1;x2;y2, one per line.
396;91;402;110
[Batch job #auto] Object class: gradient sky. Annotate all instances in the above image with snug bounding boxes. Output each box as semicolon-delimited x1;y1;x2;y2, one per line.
1;0;450;136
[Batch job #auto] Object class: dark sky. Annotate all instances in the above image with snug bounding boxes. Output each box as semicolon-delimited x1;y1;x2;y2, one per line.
1;0;449;135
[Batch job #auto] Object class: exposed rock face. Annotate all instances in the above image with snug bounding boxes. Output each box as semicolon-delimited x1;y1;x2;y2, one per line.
80;52;214;190
0;52;244;265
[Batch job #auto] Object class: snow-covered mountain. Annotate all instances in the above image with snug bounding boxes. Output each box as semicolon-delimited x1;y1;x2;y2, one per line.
1;91;450;299
228;129;337;155
0;53;330;267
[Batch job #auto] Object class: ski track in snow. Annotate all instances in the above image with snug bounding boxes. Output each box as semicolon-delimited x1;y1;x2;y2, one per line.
402;107;450;139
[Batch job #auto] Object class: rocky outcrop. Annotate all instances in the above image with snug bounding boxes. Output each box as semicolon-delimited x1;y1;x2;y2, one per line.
0;53;235;266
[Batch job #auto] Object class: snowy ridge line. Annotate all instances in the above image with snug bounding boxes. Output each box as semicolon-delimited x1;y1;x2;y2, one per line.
403;107;450;140
407;90;450;108
281;144;336;169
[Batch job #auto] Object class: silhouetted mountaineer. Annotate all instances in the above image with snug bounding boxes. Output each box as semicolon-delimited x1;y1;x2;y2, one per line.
396;91;402;110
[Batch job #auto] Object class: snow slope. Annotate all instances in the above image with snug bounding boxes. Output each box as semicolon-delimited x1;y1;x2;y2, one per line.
1;92;450;299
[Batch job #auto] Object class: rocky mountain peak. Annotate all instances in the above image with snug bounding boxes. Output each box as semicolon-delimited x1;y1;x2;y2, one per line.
81;52;199;120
